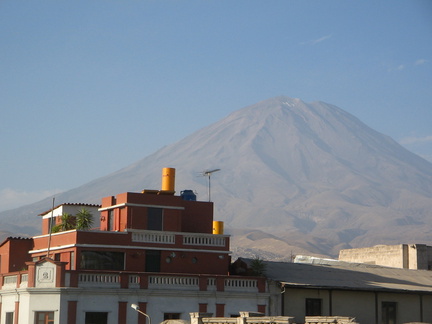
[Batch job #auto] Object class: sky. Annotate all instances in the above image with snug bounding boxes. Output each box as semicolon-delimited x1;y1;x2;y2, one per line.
1;0;431;212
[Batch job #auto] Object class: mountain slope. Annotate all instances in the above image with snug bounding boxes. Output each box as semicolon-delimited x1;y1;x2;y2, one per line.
2;96;431;257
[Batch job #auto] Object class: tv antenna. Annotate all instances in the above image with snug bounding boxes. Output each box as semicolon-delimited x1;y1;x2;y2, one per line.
200;169;221;202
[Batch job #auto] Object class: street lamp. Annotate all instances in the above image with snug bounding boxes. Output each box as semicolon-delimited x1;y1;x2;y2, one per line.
131;303;151;324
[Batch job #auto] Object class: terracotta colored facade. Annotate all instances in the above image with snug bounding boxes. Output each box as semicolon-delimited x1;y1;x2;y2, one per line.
0;169;270;324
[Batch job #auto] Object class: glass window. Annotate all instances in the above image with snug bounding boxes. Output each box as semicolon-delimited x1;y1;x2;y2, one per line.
305;298;322;316
145;250;161;272
382;302;397;324
85;312;108;324
70;251;75;270
108;210;114;231
6;312;13;324
148;208;163;230
80;251;125;270
164;313;181;320
35;311;54;324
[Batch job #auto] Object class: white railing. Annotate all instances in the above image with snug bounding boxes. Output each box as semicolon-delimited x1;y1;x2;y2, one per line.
129;274;140;288
130;230;227;247
225;278;258;291
20;274;28;288
149;275;199;290
3;275;17;288
132;231;175;244
183;234;226;247
78;273;120;288
207;277;217;291
70;272;258;292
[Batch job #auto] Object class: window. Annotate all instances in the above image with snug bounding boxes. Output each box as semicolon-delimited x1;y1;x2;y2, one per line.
80;251;125;270
145;250;161;272
382;302;397;324
164;313;181;320
70;251;75;270
85;312;108;324
5;312;13;324
108;210;114;231
148;208;163;230
305;298;322;316
49;217;56;232
35;311;54;324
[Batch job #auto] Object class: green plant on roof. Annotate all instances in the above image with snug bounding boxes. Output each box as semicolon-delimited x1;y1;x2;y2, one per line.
75;208;94;230
51;212;74;233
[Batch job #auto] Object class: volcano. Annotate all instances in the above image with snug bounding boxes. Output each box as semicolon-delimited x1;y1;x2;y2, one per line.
2;96;431;258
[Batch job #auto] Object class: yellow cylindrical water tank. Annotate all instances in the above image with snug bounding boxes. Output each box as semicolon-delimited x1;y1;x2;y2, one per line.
213;221;224;235
161;167;176;192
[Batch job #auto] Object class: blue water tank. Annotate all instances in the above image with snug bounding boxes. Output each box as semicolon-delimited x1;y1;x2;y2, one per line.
180;190;196;201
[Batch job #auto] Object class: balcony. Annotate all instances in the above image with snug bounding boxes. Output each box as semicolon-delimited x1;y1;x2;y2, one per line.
64;271;264;293
129;229;228;248
1;273;28;289
1;270;265;294
131;231;175;244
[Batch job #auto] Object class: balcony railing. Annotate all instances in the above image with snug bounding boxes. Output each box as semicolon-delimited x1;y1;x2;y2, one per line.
130;230;227;248
78;273;120;288
2;271;264;294
131;231;175;244
183;234;226;247
71;272;262;292
148;275;199;290
1;273;29;289
225;278;257;291
3;275;17;287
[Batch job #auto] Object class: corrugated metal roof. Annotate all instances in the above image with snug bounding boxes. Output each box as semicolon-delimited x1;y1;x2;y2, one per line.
239;258;432;293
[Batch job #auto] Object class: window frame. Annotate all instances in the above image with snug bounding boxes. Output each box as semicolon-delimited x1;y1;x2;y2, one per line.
5;312;14;324
85;312;108;324
80;250;125;270
145;250;161;272
382;301;397;324
305;298;322;316
35;311;54;324
164;313;181;320
147;207;163;231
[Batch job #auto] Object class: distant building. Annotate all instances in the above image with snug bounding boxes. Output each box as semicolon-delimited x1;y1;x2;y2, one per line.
232;257;432;324
0;168;269;324
338;244;432;270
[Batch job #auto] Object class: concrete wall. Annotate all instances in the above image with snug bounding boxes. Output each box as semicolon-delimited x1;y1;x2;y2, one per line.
283;288;330;323
339;245;406;268
0;285;271;324
409;244;432;270
331;290;375;324
283;287;432;324
338;244;432;270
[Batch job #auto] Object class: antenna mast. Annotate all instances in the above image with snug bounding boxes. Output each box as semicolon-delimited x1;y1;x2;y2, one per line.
46;197;55;258
202;169;221;202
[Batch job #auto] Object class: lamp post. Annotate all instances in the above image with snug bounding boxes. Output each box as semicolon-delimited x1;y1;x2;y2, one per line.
131;303;151;324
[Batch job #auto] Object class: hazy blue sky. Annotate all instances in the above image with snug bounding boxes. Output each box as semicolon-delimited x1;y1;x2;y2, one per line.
1;0;431;212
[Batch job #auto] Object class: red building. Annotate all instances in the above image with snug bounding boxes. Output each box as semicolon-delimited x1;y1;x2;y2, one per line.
0;168;269;324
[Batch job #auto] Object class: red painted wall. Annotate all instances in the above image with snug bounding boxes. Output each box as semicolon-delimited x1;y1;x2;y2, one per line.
0;238;33;273
101;192;214;234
